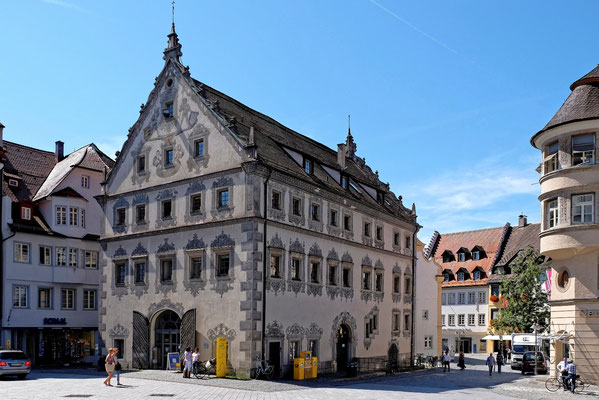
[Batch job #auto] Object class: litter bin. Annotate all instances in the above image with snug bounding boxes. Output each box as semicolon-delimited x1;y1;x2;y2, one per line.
346;361;358;377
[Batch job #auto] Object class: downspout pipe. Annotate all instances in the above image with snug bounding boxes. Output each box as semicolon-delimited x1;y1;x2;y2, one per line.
410;228;418;368
261;167;272;363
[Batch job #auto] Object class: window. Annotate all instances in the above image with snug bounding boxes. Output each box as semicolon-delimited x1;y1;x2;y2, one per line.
404;275;412;295
558;270;569;289
376;226;383;241
394;232;400;246
341;175;348;189
443;272;450;282
308;339;319;357
441;293;446;305
405;236;411;249
472;251;480;260
116;208;126;226
114;339;125;360
191;194;202;214
69;248;78;267
69;207;78;226
572;133;595;165
362;268;372;290
393;274;400;293
161;259;173;282
457;271;465;281
164;148;174;166
292;197;301;216
56;247;66;266
544;141;559;173
13;286;27;308
291;257;301;281
473;270;481;281
441;315;446;326
289;340;300;361
393;312;401;332
81;209;86;228
303;158;312;175
115;262;126;286
328;263;337;286
135;261;146;284
56;206;67;225
404;313;411;331
478;314;486;326
491;284;500;297
136;204;146;222
442;251;454;263
572;194;594;224
164;102;174;118
8;179;18;187
468;292;475;304
190;257;202;280
137;155;146;173
216;253;230;277
458;292;465;304
422;310;429;320
342;265;352;287
85;251;98;269
448;315;455;326
162;200;172;219
546;198;558;228
81;175;89;188
21;206;31;221
458;252;466;262
270;254;281;278
424;336;432;349
343;214;352;231
363;222;371;237
458;314;465;326
310;261;320;283
448;293;456;305
490;308;499;321
468;314;475;326
271;190;281;210
38;288;51;309
478;291;487;304
83;290;96;310
194;139;204;157
311;203;320;221
218;189;229;208
40;246;52;265
61;289;75;310
375;271;383;292
14;243;29;263
330;209;338;227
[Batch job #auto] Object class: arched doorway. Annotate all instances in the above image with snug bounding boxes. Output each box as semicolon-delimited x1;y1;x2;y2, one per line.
336;324;351;370
154;310;181;369
388;343;398;367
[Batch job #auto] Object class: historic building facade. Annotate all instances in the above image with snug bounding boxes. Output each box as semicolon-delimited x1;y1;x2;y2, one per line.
531;65;599;383
97;25;419;377
0;123;112;366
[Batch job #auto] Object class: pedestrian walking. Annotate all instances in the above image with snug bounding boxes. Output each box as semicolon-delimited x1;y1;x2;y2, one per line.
457;352;466;370
113;348;122;385
565;359;577;393
496;351;504;373
192;347;200;376
183;347;192;378
507;348;511;362
486;353;496;376
103;348;116;386
502;347;507;362
442;349;451;372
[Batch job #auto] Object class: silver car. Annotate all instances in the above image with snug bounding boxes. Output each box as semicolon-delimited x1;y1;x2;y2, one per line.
0;350;31;379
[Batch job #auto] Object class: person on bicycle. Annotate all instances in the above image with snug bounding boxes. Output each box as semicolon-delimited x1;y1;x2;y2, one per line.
557;357;568;390
565;359;577;393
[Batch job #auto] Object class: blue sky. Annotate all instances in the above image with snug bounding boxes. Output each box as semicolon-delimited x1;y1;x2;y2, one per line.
2;1;598;241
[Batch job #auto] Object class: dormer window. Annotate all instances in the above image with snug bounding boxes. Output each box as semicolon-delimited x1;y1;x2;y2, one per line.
341;175;348;189
473;268;484;281
163;102;174;119
377;192;384;205
471;246;485;260
442;250;454;263
21;206;32;221
457;271;465;281
442;269;454;282
572;133;595;166
304;158;313;175
457;248;469;262
8;179;18;187
457;268;470;281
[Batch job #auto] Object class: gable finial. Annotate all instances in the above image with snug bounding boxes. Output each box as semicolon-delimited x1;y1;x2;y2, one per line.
345;114;357;159
172;0;175;25
348;114;351;137
164;0;182;62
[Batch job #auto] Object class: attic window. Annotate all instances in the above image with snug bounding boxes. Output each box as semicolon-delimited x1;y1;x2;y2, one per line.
303;158;313;175
377;192;384;204
166;78;174;88
21;206;32;221
442;251;454;263
349;181;361;193
340;175;348;189
8;179;18;187
163;102;174;119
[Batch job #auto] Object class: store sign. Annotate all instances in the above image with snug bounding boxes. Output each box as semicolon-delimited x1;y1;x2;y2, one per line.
43;317;67;325
580;309;599;317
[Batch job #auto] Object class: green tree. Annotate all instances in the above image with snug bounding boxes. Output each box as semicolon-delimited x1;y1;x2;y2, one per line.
493;246;550;333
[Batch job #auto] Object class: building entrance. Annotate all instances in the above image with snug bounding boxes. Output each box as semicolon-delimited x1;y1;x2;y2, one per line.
336;324;351;371
154;310;181;369
456;337;472;353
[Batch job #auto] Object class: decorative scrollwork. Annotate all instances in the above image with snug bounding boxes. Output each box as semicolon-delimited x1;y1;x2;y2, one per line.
207;323;237;341
211;231;235;248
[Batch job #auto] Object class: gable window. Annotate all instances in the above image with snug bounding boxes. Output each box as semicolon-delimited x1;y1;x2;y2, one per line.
341;175;348;189
164;148;174;167
56;206;67;225
116;208;126;226
218;189;229;208
162;200;172;219
14;242;30;263
69;249;78;267
572;133;595;166
458;252;466;262
40;246;52;265
56;247;67;266
442;272;450;282
134;261;146;284
328;263;338;286
83;290;96;310
13;286;27;308
21;206;32;221
81;175;89;188
164;101;174;119
38;288;51;309
364;222;371;237
303;158;313;175
329;209;338;227
136;204;146;223
376;226;383;241
69;207;79;226
194;139;205;158
291;257;301;281
546;198;558;229
190;194;202;214
190;256;203;280
216;253;230;277
343;214;352;231
61;289;75;310
310;261;320;283
292;197;301;216
8;179;18;187
572;194;594;224
442;251;454;263
271;190;281;210
311;203;320;221
137;155;146;173
270;254;281;278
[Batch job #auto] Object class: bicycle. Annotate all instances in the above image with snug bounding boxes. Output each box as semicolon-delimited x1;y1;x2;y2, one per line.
545;375;586;393
253;356;274;379
193;358;216;379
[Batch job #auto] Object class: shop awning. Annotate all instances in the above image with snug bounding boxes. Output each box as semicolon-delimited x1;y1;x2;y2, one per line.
481;335;512;341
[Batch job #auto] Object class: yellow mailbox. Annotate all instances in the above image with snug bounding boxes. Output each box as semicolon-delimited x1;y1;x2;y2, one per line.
300;351;312;379
311;357;318;378
216;337;227;378
293;358;305;380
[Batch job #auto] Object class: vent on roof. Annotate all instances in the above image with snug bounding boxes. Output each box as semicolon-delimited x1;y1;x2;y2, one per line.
8;179;18;187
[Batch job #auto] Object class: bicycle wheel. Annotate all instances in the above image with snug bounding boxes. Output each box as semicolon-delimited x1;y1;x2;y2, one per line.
545;377;561;392
265;366;274;379
574;381;585;393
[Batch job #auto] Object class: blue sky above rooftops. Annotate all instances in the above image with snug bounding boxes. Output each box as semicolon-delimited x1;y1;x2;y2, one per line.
2;0;597;241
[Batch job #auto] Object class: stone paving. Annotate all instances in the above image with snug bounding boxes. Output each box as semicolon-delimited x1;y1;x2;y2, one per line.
0;355;597;399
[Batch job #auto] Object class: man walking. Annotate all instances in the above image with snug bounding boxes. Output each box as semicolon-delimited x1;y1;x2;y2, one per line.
486;353;496;376
565;359;577;393
496;351;504;374
442;350;451;372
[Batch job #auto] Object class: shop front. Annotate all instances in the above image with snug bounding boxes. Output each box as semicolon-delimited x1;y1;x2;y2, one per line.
36;328;97;366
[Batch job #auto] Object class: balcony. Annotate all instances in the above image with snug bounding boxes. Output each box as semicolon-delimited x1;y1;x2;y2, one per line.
539;223;599;260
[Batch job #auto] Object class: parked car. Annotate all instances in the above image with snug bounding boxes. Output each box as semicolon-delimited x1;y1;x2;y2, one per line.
0;350;31;379
521;351;548;375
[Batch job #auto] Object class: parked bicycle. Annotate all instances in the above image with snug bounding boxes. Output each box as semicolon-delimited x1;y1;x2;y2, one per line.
545;374;586;393
253;355;274;379
193;358;216;379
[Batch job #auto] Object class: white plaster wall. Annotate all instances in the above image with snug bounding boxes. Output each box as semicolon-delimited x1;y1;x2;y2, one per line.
414;249;440;356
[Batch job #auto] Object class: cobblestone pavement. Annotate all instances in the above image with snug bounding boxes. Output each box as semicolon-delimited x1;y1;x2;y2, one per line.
1;355;597;399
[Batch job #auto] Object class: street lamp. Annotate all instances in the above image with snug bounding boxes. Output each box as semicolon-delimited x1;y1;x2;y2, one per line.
531;323;542;375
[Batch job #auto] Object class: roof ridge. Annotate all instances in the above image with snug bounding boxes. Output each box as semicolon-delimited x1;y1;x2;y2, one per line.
4;140;56;156
439;225;505;236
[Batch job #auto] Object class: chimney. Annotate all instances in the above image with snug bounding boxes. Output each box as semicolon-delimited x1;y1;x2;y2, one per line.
55;141;64;162
0;122;4;148
337;143;346;169
518;214;528;227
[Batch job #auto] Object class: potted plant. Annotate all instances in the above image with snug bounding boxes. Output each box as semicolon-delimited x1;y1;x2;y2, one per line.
490;295;499;302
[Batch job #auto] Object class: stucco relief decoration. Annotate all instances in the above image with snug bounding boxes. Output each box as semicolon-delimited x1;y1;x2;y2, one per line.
185;181;206;195
207;323;237;342
212;176;234;189
132;193;149;205
287;190;305;227
185;234;205;251
211;231;235;248
286;324;305;339
341;252;353;264
268;234;285;250
113;246;128;260
112;198;130;233
375;259;384;270
307;282;322;297
109;324;130;338
305;323;323;339
130;141;151;186
327;248;339;261
148;300;184;320
289;238;305;254
308;243;322;258
156;188;178;201
268;182;287;222
392;264;402;303
153;141;184;178
308;197;324;232
287;240;305;295
330;312;358;359
362;255;372;267
131;242;148;258
265;321;285;338
157;239;176;254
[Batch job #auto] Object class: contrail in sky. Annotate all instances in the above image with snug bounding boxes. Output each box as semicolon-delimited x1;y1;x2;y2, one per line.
367;0;458;55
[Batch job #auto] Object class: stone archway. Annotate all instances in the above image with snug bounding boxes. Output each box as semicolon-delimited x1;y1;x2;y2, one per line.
330;312;358;371
152;310;182;369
